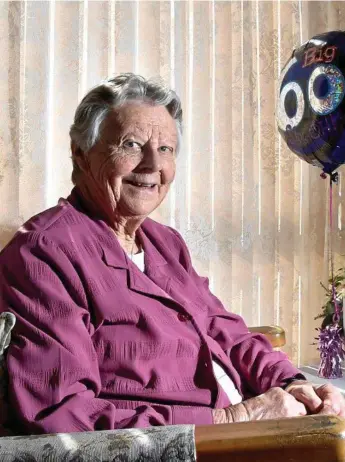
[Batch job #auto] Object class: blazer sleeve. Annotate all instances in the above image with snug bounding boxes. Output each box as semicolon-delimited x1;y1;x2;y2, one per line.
170;228;304;396
0;232;212;433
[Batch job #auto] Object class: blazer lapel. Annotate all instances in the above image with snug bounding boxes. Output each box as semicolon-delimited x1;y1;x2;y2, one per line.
102;225;173;302
128;266;172;300
129;227;173;300
67;190;176;303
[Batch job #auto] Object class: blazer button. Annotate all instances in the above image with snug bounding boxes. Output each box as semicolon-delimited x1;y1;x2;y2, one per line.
178;313;190;322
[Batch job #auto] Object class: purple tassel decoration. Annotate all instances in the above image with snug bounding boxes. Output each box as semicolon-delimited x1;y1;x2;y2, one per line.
317;323;345;379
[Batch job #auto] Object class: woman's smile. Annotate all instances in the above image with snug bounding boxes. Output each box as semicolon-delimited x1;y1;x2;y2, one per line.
123;180;159;195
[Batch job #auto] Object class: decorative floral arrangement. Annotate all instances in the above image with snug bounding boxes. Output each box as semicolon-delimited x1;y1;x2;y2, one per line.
315;269;345;378
316;269;344;333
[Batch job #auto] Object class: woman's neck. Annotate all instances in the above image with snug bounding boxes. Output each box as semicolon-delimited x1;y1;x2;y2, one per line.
75;184;144;254
112;227;142;255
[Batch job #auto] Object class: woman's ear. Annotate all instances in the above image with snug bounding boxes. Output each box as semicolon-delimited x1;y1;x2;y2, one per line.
71;141;88;173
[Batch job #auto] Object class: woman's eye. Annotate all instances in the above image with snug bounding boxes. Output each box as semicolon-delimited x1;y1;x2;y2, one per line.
160;146;173;153
123;140;141;150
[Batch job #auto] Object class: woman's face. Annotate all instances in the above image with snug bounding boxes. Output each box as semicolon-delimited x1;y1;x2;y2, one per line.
83;101;178;220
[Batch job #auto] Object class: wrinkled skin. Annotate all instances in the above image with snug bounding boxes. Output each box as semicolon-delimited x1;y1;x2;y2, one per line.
213;381;345;424
72;101;178;253
285;380;345;417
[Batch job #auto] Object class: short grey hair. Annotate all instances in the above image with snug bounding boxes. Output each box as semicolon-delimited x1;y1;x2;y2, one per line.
70;73;183;184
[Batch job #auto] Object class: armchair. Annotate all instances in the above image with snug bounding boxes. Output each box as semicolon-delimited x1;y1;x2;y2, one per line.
1;315;343;461
248;325;286;348
195;414;345;461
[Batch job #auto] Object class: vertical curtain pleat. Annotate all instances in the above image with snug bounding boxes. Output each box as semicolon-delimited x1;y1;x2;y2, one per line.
238;1;255;323
87;2;109;88
107;1;116;77
184;1;213;281
292;2;307;367
254;1;276;327
229;1;242;316
52;2;80;203
114;1;137;74
0;2;20;244
2;0;345;366
137;2;160;78
171;0;188;234
277;0;300;363
213;1;232;311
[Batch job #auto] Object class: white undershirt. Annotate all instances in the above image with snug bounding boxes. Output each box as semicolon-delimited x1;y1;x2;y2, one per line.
129;250;242;405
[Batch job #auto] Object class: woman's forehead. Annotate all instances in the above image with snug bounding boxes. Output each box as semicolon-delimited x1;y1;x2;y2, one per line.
104;103;177;137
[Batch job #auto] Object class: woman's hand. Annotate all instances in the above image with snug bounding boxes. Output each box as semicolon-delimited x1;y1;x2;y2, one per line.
213;387;307;424
285;380;345;417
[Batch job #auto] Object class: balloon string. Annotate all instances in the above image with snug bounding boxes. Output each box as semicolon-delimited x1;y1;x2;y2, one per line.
330;176;340;323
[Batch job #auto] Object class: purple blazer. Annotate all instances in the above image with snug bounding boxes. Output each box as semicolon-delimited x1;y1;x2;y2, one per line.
0;189;302;434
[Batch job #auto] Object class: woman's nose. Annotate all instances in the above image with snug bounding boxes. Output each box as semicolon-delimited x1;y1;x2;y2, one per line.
139;146;162;172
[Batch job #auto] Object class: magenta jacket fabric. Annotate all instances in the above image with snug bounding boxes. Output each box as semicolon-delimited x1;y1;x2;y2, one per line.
0;189;302;434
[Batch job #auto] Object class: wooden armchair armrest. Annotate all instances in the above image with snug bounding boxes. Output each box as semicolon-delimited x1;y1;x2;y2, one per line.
195;415;345;461
2;416;344;461
248;325;286;348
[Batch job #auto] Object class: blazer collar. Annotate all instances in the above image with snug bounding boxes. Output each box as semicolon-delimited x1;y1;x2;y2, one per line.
66;188;170;292
137;225;168;270
100;222;168;270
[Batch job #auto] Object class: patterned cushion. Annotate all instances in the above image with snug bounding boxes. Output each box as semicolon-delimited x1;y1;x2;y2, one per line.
0;312;16;433
0;425;196;461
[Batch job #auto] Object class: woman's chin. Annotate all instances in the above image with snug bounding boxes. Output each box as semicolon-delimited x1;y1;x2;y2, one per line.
120;199;160;219
119;185;168;218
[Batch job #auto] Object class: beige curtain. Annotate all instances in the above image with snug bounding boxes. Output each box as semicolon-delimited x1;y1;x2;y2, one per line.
1;0;344;366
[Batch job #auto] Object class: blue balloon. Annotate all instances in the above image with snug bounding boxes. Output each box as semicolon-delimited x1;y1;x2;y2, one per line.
277;31;345;174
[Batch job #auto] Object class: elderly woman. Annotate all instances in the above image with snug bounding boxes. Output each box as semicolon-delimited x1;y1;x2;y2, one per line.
0;74;344;435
